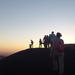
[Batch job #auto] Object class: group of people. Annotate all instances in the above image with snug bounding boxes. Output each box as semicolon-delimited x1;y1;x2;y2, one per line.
29;31;56;48
29;31;64;75
42;31;56;48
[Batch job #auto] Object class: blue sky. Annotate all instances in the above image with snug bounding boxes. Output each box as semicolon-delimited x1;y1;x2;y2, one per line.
0;0;75;56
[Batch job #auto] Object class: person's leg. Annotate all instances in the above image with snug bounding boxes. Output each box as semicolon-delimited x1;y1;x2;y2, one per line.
44;44;47;48
58;54;64;75
39;44;40;48
31;44;33;48
31;45;32;48
41;44;42;48
53;55;58;71
30;44;31;48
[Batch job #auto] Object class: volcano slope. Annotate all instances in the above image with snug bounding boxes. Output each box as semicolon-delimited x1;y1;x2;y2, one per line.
0;47;75;75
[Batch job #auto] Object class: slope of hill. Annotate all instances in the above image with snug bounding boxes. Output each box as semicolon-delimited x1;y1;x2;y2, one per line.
0;56;5;60
0;48;51;75
0;46;75;75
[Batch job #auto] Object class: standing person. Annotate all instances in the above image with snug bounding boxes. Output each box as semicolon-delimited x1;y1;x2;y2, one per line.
49;31;56;48
46;35;49;48
29;40;34;48
43;35;49;48
51;32;64;75
39;38;42;48
31;40;34;48
43;35;47;48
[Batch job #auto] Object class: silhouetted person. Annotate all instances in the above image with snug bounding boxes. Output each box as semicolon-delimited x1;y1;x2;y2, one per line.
43;35;49;48
46;35;49;48
50;32;64;75
39;38;42;48
43;35;47;48
29;40;34;48
49;31;56;47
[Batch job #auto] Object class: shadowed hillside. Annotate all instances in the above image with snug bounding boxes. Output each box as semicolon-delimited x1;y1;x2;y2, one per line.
0;56;5;60
0;48;51;75
0;46;75;75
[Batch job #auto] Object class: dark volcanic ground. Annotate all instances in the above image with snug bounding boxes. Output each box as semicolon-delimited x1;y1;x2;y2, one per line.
0;47;75;75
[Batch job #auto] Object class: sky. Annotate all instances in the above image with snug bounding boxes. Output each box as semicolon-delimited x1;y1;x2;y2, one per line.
0;0;75;56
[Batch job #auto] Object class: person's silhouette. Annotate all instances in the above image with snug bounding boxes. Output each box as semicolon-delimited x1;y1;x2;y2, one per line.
49;31;56;48
39;39;42;48
29;40;34;48
51;32;64;75
43;35;47;48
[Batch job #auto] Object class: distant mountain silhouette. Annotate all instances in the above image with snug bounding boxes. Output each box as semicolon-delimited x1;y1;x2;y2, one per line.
0;44;75;75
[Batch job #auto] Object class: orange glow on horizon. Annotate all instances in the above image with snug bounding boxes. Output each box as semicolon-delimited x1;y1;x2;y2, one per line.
0;33;75;56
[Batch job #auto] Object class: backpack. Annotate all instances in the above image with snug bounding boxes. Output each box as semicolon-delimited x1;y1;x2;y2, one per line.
54;39;64;52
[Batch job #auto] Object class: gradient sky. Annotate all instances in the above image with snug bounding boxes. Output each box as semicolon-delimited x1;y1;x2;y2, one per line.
0;0;75;56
